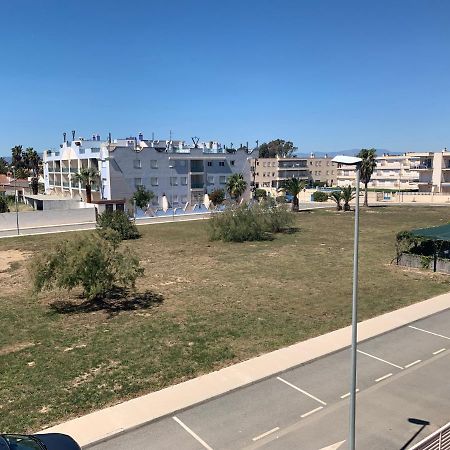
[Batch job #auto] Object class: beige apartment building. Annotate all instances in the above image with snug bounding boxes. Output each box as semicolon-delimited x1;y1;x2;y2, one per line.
251;154;336;196
336;150;450;193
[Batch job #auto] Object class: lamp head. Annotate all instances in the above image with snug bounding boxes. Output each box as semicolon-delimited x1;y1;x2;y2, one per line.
332;155;362;165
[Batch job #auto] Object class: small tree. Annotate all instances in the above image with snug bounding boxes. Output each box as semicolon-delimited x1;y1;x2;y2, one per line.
281;178;306;211
329;191;343;211
72;167;99;203
311;191;329;202
31;234;144;301
0;196;9;213
209;189;225;206
97;210;140;241
341;185;355;211
132;186;154;210
226;173;247;203
23;147;41;195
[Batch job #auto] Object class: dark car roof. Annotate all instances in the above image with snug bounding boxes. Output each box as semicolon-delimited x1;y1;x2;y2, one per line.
0;434;80;450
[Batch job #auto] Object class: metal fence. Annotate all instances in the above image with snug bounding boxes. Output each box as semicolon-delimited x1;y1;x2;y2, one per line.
409;422;450;450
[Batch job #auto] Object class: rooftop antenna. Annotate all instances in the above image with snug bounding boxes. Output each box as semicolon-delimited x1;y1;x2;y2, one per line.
191;136;200;148
72;130;76;140
108;132;112;143
169;130;172;141
63;132;66;143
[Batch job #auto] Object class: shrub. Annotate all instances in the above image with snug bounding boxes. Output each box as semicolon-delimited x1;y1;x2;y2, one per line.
255;188;267;199
208;203;295;242
209;189;226;206
0;196;9;213
132;186;154;210
31;234;144;300
275;195;286;204
97;210;140;241
312;191;329;202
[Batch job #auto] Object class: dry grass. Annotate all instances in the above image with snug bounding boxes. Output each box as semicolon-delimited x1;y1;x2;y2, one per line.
0;205;448;432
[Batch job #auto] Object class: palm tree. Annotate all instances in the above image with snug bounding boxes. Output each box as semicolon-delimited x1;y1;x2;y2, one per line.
281;177;306;211
72;167;99;203
226;173;247;203
357;148;377;206
341;185;355;211
23;147;41;194
329;190;343;211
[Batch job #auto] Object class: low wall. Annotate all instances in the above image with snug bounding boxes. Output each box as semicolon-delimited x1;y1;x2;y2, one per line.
0;208;96;231
397;253;450;274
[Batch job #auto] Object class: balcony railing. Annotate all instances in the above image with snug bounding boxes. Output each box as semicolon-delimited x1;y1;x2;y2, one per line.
191;183;205;189
62;182;70;188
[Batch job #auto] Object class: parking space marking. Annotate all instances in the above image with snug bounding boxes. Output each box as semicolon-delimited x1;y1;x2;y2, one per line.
340;389;359;399
252;427;280;442
433;348;446;355
173;416;214;450
375;373;393;383
357;349;404;369
276;376;327;406
404;359;421;368
300;406;323;418
409;325;450;340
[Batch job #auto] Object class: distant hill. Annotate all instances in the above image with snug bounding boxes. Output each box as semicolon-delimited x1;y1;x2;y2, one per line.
295;149;391;158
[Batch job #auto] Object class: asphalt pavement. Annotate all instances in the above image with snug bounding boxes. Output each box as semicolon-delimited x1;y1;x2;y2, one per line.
88;308;450;450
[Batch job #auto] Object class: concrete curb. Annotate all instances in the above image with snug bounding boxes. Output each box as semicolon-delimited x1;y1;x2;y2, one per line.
38;293;450;448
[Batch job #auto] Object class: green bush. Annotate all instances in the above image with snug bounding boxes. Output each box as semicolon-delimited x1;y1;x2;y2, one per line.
312;191;329;202
31;234;144;300
275;195;286;203
208;203;294;242
255;188;267;199
0;196;9;213
97;210;140;241
209;189;226;206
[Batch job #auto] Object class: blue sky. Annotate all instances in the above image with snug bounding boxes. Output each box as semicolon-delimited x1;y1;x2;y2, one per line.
1;0;449;156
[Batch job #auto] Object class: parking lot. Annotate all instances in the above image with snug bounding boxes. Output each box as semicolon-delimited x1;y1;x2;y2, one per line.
89;308;450;450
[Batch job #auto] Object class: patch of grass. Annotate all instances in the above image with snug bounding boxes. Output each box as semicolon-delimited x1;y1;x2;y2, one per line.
0;206;449;432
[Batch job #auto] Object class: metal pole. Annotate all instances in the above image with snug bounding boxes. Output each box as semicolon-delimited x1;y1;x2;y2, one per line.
13;168;19;235
349;165;360;450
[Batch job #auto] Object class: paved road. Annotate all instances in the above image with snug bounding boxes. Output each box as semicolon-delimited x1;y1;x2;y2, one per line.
88;309;450;450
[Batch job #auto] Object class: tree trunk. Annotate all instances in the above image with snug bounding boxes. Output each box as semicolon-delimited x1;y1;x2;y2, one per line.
344;202;350;211
364;181;368;207
293;195;299;212
86;184;92;203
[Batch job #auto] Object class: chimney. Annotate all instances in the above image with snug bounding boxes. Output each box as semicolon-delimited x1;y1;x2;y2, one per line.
63;132;66;143
92;134;96;141
138;132;144;141
108;132;112;143
96;134;100;141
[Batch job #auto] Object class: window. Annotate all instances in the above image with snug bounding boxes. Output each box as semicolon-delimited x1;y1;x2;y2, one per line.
150;160;158;169
219;161;225;167
263;162;267;167
180;177;188;186
207;161;212;167
327;161;330;166
343;170;349;176
207;175;214;184
231;160;235;166
134;159;141;169
219;176;226;184
170;177;178;186
106;204;114;212
272;172;275;177
150;177;158;186
272;162;276;167
134;178;142;187
116;204;124;212
256;161;260;166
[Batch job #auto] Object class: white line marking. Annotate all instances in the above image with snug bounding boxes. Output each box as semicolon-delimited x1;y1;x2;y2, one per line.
409;325;450;340
375;373;393;383
405;359;421;368
357;349;404;369
173;416;214;450
301;406;324;418
340;389;359;399
276;377;327;405
433;348;446;355
252;427;280;442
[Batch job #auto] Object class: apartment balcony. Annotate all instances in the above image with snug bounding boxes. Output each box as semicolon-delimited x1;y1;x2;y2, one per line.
191;184;205;190
416;164;433;170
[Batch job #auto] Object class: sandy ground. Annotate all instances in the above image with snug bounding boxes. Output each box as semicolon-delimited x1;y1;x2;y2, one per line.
0;249;29;272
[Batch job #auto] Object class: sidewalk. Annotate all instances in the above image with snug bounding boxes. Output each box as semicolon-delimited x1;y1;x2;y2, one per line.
38;292;450;448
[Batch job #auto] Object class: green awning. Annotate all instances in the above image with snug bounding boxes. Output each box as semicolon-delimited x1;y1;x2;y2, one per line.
410;223;450;242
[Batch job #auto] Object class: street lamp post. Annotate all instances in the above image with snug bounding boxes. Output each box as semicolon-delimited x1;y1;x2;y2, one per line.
332;155;362;450
11;166;20;235
169;163;175;221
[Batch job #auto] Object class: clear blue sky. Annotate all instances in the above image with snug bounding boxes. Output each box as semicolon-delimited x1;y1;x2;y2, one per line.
1;0;449;156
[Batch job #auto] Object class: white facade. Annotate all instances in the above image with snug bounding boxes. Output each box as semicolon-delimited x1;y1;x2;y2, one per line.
43;134;253;207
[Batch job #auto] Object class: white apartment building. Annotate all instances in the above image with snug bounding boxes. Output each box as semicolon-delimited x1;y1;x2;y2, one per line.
337;152;432;191
43;133;252;207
